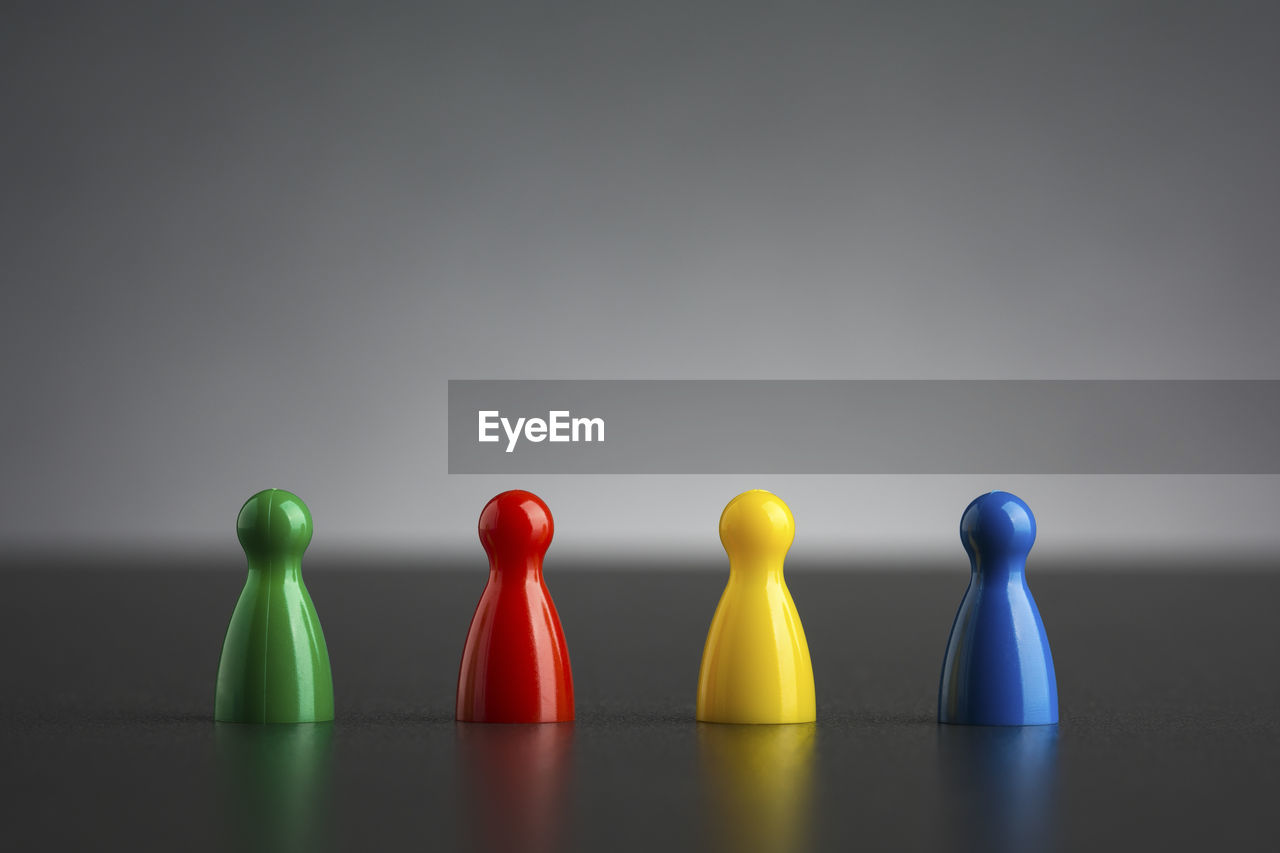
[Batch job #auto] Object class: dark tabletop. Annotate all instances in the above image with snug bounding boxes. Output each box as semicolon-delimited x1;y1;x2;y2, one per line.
1;560;1277;852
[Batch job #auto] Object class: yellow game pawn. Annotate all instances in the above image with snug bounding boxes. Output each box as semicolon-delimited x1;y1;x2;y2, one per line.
697;490;817;724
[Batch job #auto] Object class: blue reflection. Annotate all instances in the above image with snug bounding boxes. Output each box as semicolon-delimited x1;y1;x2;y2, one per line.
936;724;1060;853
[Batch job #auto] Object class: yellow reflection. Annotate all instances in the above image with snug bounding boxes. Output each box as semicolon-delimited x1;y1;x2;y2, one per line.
699;722;817;853
455;723;574;853
936;725;1059;853
215;722;333;853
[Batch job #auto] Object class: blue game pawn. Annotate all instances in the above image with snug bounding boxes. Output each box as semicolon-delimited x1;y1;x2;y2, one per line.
938;491;1058;726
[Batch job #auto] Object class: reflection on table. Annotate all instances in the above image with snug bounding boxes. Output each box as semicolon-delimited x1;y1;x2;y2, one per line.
215;721;334;853
699;722;816;853
936;724;1060;853
455;721;574;853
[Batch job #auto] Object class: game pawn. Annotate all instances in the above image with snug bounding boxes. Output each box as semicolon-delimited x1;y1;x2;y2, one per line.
938;491;1058;726
456;490;574;723
697;490;816;724
215;489;334;723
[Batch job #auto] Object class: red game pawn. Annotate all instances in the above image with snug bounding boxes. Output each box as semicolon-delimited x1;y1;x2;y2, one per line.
456;490;575;723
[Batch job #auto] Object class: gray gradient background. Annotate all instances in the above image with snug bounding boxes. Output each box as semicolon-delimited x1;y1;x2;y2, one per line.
2;1;1278;562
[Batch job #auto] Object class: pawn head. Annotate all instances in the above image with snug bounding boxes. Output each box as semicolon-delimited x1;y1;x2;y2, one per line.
720;490;795;562
236;489;313;561
479;490;554;566
960;491;1036;563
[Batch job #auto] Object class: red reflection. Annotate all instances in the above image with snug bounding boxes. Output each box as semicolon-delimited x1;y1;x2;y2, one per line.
455;722;574;853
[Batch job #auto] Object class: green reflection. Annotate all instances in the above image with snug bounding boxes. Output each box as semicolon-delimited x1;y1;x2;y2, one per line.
699;722;816;853
215;721;334;853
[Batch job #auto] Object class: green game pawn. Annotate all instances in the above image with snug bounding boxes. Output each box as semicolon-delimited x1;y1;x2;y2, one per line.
215;489;335;723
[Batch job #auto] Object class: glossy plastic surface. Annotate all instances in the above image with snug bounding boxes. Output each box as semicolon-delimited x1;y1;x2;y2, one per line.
938;491;1058;726
215;489;334;723
697;490;816;724
456;490;575;723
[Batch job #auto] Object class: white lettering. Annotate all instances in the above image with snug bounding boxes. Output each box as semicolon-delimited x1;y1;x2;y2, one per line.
480;410;604;453
502;416;525;453
573;416;604;442
549;410;571;442
478;411;500;442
